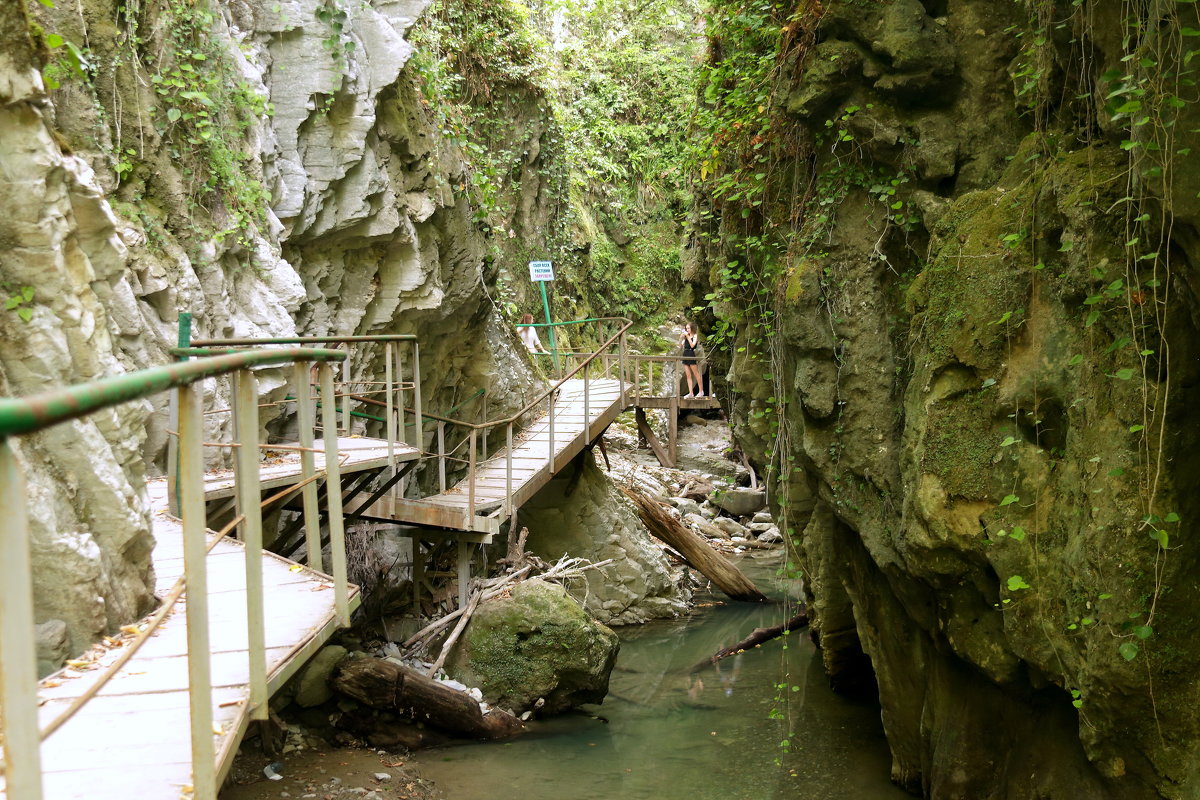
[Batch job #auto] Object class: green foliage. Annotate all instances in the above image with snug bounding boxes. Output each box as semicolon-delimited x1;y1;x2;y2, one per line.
409;0;696;325
150;0;272;246
4;287;36;323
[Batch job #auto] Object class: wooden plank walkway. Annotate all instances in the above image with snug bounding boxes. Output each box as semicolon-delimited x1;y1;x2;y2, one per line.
199;436;419;500
351;380;626;535
0;443;395;799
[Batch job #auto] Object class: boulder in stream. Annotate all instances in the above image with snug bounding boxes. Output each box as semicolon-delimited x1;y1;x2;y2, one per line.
709;487;766;516
447;579;619;715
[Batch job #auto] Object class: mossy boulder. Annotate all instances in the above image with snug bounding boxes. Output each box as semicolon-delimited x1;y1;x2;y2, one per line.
446;579;619;715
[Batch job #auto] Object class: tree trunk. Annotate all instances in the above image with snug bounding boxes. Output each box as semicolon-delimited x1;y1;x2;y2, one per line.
331;656;526;740
691;608;809;673
619;484;768;603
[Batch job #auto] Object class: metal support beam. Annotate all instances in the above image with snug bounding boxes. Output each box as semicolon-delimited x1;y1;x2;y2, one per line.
457;540;471;610
293;363;323;573
233;371;268;721
179;383;216;799
320;365;350;627
0;438;44;800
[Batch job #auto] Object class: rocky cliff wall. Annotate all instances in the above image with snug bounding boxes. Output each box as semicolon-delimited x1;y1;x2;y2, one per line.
694;1;1200;797
3;0;535;661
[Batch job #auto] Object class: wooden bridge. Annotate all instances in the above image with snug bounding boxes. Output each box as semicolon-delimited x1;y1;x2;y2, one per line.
0;318;716;799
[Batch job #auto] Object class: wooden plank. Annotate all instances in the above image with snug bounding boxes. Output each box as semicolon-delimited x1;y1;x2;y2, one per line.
11;494;362;800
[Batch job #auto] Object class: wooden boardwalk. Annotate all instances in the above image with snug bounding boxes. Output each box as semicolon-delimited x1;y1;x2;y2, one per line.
351;379;626;536
1;441;418;800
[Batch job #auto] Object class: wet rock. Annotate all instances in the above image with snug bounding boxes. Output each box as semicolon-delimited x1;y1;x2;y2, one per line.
294;645;347;707
709;487;766;517
757;528;783;544
684;513;728;539
35;619;69;677
713;517;748;538
521;455;689;625
448;578;619;715
670;497;702;517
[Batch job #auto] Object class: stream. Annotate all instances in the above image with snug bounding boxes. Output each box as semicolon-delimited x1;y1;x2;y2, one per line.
407;553;910;800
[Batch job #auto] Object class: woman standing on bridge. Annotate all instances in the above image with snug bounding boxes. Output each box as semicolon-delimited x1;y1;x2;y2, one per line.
680;322;705;398
518;313;550;355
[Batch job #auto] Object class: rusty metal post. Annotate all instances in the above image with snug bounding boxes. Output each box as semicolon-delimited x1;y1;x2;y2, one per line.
467;429;477;529
385;343;395;469
412;342;423;455
457;540;471;610
293;363;323;574
320;365;350;627
179;383;217;799
547;391;555;473
341;374;351;435
395;345;407;447
0;438;44;800
233;371;268;721
619;331;627;406
437;421;447;493
669;394;678;468
505;421;513;517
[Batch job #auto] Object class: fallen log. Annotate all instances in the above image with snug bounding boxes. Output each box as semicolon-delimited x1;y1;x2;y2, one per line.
332;656;526;740
690;608;809;673
619;484;767;603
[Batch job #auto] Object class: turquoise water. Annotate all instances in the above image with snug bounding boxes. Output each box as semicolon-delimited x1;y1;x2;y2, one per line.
410;555;911;800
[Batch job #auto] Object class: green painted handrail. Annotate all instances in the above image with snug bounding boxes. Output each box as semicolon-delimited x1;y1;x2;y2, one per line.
524;317;608;328
0;348;346;437
189;335;416;345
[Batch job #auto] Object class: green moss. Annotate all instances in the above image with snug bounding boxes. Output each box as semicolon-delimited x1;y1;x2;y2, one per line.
921;390;996;498
913;189;1032;368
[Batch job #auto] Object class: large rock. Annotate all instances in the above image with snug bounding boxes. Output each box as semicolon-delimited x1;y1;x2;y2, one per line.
447;579;619;715
521;455;689;625
709;487;766;517
293;645;347;707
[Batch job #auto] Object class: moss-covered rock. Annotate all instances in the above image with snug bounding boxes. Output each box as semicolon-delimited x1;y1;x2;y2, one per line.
447;578;619;715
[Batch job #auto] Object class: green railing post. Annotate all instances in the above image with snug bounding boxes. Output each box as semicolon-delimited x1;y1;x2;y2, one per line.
168;311;193;516
0;437;45;800
539;280;559;374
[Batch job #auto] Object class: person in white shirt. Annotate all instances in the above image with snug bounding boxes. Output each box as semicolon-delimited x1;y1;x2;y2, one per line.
517;313;550;354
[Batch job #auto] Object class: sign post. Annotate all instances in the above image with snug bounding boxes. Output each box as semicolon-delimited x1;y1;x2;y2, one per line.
528;261;559;372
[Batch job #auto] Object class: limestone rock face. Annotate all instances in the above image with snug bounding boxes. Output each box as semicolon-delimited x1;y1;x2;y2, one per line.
447;579;619;714
520;455;690;625
695;0;1200;797
5;0;535;656
0;18;156;653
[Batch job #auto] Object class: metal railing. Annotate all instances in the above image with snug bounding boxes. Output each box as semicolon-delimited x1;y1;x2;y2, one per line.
0;347;350;800
177;330;423;475
400;317;634;530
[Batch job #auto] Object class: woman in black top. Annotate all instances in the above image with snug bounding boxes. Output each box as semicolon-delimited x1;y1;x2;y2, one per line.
679;322;704;398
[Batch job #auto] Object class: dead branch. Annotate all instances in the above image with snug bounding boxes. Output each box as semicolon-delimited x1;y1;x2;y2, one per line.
690;609;809;673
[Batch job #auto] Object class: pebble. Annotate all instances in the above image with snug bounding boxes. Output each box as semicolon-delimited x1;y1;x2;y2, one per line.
374;772;392;781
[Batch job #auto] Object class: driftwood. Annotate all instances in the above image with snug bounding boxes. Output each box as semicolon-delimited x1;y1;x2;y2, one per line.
690;609;809;674
619;484;767;603
402;555;614;656
332;656;525;740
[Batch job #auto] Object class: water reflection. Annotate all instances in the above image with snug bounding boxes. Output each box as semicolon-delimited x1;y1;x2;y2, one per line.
411;558;910;800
